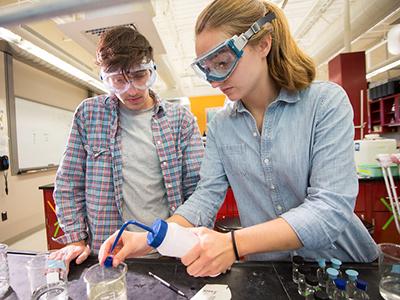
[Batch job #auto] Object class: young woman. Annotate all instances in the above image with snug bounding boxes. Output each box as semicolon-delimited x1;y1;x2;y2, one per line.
99;0;378;276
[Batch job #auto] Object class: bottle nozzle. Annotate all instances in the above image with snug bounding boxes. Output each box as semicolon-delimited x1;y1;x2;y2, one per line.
104;256;113;268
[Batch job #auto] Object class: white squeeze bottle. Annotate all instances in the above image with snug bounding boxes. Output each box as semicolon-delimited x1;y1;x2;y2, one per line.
146;219;199;257
105;219;200;269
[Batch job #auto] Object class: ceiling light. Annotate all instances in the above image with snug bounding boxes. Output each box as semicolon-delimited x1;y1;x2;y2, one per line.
0;27;107;93
366;59;400;80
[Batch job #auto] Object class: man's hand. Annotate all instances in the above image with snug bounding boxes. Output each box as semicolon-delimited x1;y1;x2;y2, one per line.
98;231;152;267
49;240;90;273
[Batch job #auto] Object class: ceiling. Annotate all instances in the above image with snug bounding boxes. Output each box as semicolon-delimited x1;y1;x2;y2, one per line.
0;0;400;98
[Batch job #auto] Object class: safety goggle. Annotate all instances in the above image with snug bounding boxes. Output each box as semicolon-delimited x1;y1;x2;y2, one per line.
191;12;276;82
100;61;157;94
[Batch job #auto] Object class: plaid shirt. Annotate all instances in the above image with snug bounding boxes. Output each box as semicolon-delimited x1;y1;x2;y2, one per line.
54;92;204;252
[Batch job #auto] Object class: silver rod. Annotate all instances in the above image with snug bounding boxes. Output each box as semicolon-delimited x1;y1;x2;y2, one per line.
343;0;351;52
0;0;133;27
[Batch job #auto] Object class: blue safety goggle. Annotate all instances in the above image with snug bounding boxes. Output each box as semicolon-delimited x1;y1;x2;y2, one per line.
191;12;276;82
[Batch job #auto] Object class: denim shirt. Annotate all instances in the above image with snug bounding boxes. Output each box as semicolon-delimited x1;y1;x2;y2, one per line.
175;81;379;262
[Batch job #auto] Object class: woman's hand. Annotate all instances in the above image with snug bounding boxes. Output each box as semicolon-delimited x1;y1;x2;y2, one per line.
181;227;236;277
98;231;152;267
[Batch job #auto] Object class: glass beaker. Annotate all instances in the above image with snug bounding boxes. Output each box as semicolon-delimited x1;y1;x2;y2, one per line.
0;243;10;298
378;243;400;300
84;262;128;300
26;252;68;300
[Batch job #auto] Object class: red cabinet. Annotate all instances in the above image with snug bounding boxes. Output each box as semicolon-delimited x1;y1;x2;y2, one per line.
357;179;400;244
368;93;400;133
328;52;368;140
39;184;64;250
40;180;399;248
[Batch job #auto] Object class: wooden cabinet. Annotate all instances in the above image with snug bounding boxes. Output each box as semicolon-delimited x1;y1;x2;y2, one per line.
368;93;400;133
39;184;64;250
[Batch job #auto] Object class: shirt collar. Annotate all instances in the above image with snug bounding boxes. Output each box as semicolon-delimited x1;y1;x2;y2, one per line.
230;88;302;115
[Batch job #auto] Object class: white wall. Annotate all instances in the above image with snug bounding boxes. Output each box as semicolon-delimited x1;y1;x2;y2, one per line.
0;53;87;244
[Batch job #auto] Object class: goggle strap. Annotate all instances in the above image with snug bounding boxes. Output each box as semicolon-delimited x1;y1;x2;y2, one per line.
243;12;276;40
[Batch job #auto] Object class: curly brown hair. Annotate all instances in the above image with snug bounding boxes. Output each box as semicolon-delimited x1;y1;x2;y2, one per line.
96;25;153;73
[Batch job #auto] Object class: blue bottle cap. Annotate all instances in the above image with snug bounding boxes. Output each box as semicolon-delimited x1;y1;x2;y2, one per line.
356;279;368;291
334;278;346;290
104;256;113;268
326;267;339;279
146;218;168;248
331;258;342;269
317;258;326;268
392;264;400;274
345;269;359;281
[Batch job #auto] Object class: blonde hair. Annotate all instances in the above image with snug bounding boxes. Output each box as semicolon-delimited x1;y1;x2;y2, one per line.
195;0;315;92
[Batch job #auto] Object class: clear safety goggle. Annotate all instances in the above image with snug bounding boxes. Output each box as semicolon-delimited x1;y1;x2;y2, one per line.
100;61;157;94
191;12;276;82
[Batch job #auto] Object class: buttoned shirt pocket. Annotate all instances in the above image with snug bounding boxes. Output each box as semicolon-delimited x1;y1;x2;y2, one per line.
84;144;110;159
219;143;247;176
84;144;113;192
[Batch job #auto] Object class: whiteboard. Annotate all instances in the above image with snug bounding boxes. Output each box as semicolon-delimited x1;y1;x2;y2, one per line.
14;97;73;172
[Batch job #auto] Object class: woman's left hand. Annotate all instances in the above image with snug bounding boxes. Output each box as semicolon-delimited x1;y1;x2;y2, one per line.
181;227;237;277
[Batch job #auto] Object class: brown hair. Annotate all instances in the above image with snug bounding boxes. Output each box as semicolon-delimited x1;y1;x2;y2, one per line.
96;25;153;73
195;0;315;91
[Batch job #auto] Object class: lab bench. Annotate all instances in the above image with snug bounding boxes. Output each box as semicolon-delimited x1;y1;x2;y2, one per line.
4;251;383;299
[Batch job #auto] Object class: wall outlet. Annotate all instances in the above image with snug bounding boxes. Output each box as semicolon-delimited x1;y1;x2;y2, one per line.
1;211;7;221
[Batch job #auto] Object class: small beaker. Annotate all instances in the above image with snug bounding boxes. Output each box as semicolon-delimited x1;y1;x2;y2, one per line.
0;243;10;298
84;262;128;300
378;243;400;300
26;252;68;300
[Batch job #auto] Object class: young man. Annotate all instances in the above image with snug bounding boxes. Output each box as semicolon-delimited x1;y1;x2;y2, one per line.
53;25;204;265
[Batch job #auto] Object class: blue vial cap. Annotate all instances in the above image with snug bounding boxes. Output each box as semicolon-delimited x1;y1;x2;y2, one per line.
331;258;342;269
327;267;339;279
317;258;326;268
356;279;368;291
345;269;359;281
334;278;346;290
104;256;113;268
392;264;400;274
146;218;168;248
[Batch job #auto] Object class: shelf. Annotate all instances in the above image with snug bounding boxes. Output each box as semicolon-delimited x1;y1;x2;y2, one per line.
385;111;395;115
369;93;400;102
386;123;400;127
371;110;381;113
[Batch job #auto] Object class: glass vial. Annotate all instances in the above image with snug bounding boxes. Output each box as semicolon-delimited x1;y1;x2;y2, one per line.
298;264;311;296
314;290;330;300
305;274;320;300
352;279;370;300
331;258;343;278
316;258;328;288
333;278;348;300
326;267;339;299
345;269;359;298
0;244;9;298
292;255;304;283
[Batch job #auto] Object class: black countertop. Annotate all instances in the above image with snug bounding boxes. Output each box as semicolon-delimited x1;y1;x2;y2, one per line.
4;252;383;300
